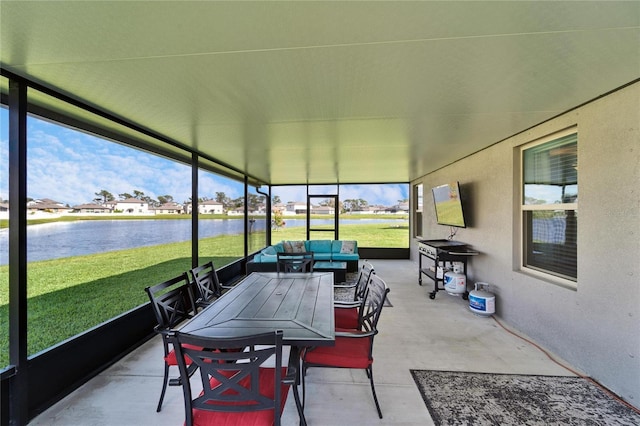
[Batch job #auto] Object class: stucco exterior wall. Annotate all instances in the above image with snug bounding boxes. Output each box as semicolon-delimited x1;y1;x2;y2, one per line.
411;82;640;407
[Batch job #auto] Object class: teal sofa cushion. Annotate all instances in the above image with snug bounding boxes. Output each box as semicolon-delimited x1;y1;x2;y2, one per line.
254;242;284;262
262;246;277;256
255;252;276;262
308;240;332;253
332;252;359;261
254;239;358;263
314;252;333;261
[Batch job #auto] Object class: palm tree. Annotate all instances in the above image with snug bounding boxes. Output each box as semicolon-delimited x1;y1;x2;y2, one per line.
157;195;174;205
94;190;114;204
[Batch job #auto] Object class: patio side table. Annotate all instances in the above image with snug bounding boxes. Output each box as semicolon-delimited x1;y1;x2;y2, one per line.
314;261;347;283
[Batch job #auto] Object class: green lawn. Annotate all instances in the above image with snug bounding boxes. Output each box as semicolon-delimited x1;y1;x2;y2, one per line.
0;221;407;365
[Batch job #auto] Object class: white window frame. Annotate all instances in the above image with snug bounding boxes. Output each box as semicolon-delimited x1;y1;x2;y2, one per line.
519;127;578;288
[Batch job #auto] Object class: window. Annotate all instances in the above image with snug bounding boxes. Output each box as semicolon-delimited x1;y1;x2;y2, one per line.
0;97;8;368
271;186;308;241
270;184;409;248
247;186;267;255
197;168;245;265
308;184;338;241
413;183;423;238
0;81;263;367
25;111;192;357
339;183;409;248
521;130;577;283
0;85;208;361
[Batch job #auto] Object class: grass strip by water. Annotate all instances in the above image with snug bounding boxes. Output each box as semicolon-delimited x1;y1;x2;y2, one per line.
0;222;407;365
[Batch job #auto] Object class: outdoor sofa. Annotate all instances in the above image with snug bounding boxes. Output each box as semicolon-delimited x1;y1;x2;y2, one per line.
247;240;359;273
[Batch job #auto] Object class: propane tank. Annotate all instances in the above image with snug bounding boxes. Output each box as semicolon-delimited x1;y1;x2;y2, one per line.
469;282;496;316
444;263;466;295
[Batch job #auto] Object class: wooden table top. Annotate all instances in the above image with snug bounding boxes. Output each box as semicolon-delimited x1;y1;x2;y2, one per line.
179;272;335;347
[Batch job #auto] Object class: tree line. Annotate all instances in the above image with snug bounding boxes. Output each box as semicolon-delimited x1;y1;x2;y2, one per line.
93;189;266;210
93;189;407;211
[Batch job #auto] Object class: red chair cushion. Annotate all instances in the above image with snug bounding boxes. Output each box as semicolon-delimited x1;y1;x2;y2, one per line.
334;307;359;329
334;327;358;333
190;367;289;426
164;343;203;365
303;335;373;369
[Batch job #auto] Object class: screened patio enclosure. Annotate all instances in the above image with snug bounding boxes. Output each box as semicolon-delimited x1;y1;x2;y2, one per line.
0;82;410;424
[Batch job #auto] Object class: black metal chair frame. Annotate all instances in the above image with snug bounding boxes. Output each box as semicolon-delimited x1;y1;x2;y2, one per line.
144;272;199;412
276;252;315;273
302;272;390;419
169;330;293;426
334;260;374;305
189;261;234;307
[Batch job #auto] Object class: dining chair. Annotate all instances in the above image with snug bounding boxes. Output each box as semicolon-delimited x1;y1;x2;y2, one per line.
334;260;375;329
169;330;293;426
144;273;201;412
276;252;315;273
302;272;390;419
189;261;234;307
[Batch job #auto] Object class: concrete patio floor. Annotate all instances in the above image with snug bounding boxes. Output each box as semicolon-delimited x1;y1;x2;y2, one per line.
31;259;577;425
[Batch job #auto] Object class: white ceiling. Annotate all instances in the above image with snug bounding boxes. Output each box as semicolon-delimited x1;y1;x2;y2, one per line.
1;1;639;185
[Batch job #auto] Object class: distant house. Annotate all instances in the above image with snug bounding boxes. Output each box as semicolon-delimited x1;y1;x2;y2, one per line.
109;198;150;214
252;203;267;215
313;205;335;215
227;208;244;216
350;206;377;215
272;203;286;213
152;202;184;214
382;202;409;214
0;202;8;219
199;200;224;215
284;201;307;215
72;203;111;213
26;198;69;213
347;203;409;215
184;200;224;215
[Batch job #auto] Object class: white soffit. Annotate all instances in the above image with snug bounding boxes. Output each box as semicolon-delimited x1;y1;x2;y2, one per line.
1;1;639;184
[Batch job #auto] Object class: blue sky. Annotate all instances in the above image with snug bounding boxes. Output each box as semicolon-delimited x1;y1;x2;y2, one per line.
1;109;408;207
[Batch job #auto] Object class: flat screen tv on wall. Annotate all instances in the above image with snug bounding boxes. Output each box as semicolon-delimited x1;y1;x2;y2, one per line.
432;182;466;228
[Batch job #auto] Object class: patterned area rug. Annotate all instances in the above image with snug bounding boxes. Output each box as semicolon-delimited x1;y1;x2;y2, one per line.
342;272;359;285
411;370;640;426
333;286;357;302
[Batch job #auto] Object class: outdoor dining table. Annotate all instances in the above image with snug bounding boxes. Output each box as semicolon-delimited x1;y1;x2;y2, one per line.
178;271;336;425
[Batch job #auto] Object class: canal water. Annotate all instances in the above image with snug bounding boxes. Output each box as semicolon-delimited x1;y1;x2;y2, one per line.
0;218;406;265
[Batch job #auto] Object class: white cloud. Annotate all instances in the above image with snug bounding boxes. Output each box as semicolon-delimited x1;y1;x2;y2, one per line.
340;184;408;206
23;118;195;205
198;172;244;201
271;186;308;204
270;184;408;207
